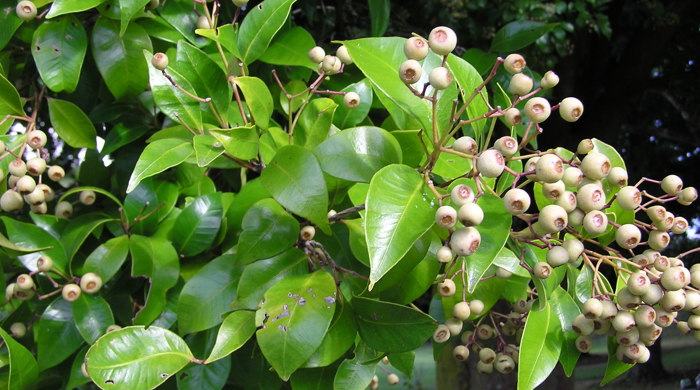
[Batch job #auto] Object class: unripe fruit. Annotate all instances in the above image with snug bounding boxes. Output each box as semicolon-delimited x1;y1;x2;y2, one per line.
503;53;526;74
16;274;34;291
79;190;96;206
555;190;577;212
583;210;608;235
672;216;689;234
26;131;47;150
445;317;463;336
458;203;483;226
562;166;584;188
535;154;564;183
308;46;325;63
558;97;584;122
479;347;496;364
540;70;559;89
37;255;53;272
399;59;422;84
523;97;551;123
503;107;522;126
641;284;664;306
625;271;650;296
55;201;73;218
600;300;618;320
582;298;603;319
4;283;15;302
546;246;569;267
646;205;666;223
660;289;686;312
502;188;530;214
538;204;568;234
476;149;505;178
80;272;103;294
568;208;585;227
616;186;641;210
321;55;341;75
644;249;661;264
677;186;697;205
634;305;657;328
653;211;674;231
8;160;27;177
343;92;360;109
617;287;641;309
10;322;26;338
232;0;248;6
496;267;512;279
453;136;477;155
336;45;352;65
48;165;65;181
151;52;168;70
563;238;584;262
573;313;595;335
1;190;24;212
654;308;675;327
26;157;46;176
524;157;539;176
428;26;457;55
460;331;473;344
451;184;475;206
438;279;456;297
533;261;552;279
616;327;639;346
452;301;470;320
197;15;211;30
575;335;593;352
660;266;687;291
476;360;493;374
469;299;484;316
661;174;683;195
16;1;36;21
509;73;533;96
577;184;606;212
689;315;700;331
450;226;481;256
428;67;452;90
648;230;670;251
580;152;611;180
685;291;700;312
639;323;662;343
577;139;594;155
436;246;453;263
62;283;82;302
435;205;457;229
16;175;36;194
607;166;628;187
404;37;429;60
433;324;450;343
615;224;641;249
453;345;469;361
678;321;692;334
494;354;515;374
612;311;636;332
493;136;518;157
692;270;700;289
297;225;315;241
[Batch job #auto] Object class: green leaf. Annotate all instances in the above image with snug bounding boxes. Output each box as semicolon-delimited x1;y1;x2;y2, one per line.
600;337;634;385
237;198;299;264
256;271;337;381
0;230;49;254
37;298;84;370
126;138;194;193
368;0;390;37
296;98;338;149
72;294;115;344
332;79;374;129
260;145;330;233
490;21;559;53
31;16;88;92
47;0;107;17
92;16;152;100
0;3;22;51
446;54;490;134
388;351;415;378
0;326;38;390
209;125;260;161
65;347;91;390
259;26;316;69
196;24;240;58
123;178;179;235
144;50;202;131
83;236;130;282
550;287;581;377
234;248;308;310
365;164;437;289
177;328;230;390
291;366;338;390
177;254;242;334
129;235;179;325
313;126;401;183
170;193;223;257
353;296;437;353
237;0;297;65
1;216;68;275
47;98;96;148
464;193;512;292
0;73;24;116
333;343;378;390
118;0;150;36
58;185;125;210
193;134;224;167
61;213;114;263
205;310;256;364
232;76;273;130
304;297;357;368
86;326;194;389
517;300;562;390
158;0;197;44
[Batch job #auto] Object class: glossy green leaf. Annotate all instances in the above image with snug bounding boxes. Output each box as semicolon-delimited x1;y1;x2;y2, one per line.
232;76;273;130
196;24;240;58
332;79;374;129
72;294;115;344
313;126;401;183
158;0;197;43
446;54;490;133
118;0;150;35
1;216;68;274
206;310;256;364
84;236;130;282
209;125;259;161
58;185;125;210
365;164;437;289
234;248;308;310
0;73;24;116
144;50;202;131
368;230;431;293
256;271;337;380
47;0;107;17
177;254;241;334
465;193;512;292
129;235;179;325
237;198;299;264
123;178;179;235
0;327;38;390
387;351;415;378
260;145;330;233
32;16;87;92
86;326;193;389
0;230;49;254
353;296;437;353
517;300;562;390
333;343;378;390
170;193;223;257
368;0;390;36
61;213;114;262
575;265;593;304
47;97;96;148
193;134;224;167
304;297;357;368
380;232;442;304
177;327;230;390
550;287;581;377
126;138;193;193
490;21;559;53
259;26;316;69
291;366;338;390
0;2;22;51
296;98;337;149
601;337;634;385
237;0;297;65
92;16;152;100
37;298;84;370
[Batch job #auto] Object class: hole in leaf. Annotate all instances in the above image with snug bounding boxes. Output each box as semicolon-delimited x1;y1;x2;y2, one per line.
160;373;169;378
257;4;263;10
105;380;115;384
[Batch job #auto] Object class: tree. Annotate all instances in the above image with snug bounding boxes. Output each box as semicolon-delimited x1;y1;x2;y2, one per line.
0;1;698;389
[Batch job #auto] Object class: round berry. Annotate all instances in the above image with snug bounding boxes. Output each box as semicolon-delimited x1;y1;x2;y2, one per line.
523;97;551;123
577;183;606;212
343;91;360;109
428;26;457;55
450;226;481;256
533;261;552;279
321;55;341;75
583;210;608;235
540;70;559;89
617;287;641;309
503;107;522;126
438;279;456;297
672;216;688;234
583;298;603;319
55;201;73;219
436;246;453;263
336;45;352;65
568;208;585;227
509;73;533;96
428;67;452;90
48;165;65;182
445;317;463;336
452;301;470;320
62;283;82;302
26;157;46;176
535;154;564;183
538;204;568;234
577;139;594;155
386;373;399;386
502;188;530;214
197;15;211;30
435;205;457;229
399;59;422;84
607;166;628;187
575;335;592;352
494;136;518;157
0;190;24;212
626;271;651;296
308;46;325;64
563;238;584;262
612;311;636;333
572;314;595;335
660;266;688;291
479;347;496;364
27;130;47;149
10;322;27;338
16;274;34;291
476;149;505;178
634;305;657;328
37;255;53;272
615;224;641;249
469;299;484;316
404;37;429;60
450;184;474;206
554;190;577;212
476;360;493;374
15;1;36;21
660;289;686;312
615;186;641;210
453;136;477;155
80;272;103;294
8;160;27;177
433;324;450;343
79;190;96;205
458;203;483;227
661;174;683;195
503;53;526;74
562;167;583;188
558;97;584;122
300;225;316;241
580;152;611;180
648;230;670;251
151;52;168;70
30;202;47;214
16;175;36;194
546;246;569;267
452;345;469;361
677;186;697;205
